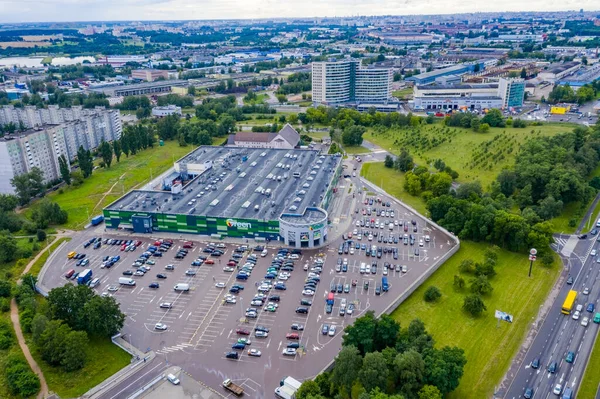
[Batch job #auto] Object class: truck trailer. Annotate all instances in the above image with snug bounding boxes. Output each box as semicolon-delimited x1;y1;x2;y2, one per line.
222;379;244;396
91;215;104;226
275;376;302;399
77;269;93;285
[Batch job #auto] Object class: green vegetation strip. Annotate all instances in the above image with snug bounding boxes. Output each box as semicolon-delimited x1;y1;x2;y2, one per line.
391;241;561;398
343;145;371;154
577;333;600;398
28;335;131;399
360;162;427;215
29;237;72;277
25;141;193;230
364;123;575;188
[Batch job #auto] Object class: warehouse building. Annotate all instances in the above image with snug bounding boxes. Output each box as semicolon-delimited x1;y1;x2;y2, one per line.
104;146;342;248
538;61;581;83
406;59;496;85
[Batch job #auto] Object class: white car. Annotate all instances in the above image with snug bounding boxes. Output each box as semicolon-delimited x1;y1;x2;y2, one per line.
134;270;145;276
282;348;297;356
383;268;388;276
419;239;424;247
572;310;580;320
250;299;264;306
225;296;237;304
223;267;235;272
215;282;226;288
581;317;589;327
328;325;337;336
107;285;119;292
159;302;172;309
255;330;268;338
592;249;597;256
583;287;590;295
155;323;168;330
290;254;300;260
576;304;583;312
261;249;268;257
553;383;562;395
302;289;315;296
248;349;262;357
350;247;355;255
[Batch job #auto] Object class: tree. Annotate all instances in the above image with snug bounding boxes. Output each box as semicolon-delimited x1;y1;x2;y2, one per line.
0;234;18;263
276;94;288;104
157;114;180;140
61;330;88;371
481;109;505;127
374;314;400;351
83;295;126;337
423;346;466;395
112;140;122;162
470;275;493;295
30;199;68;229
343;311;377;354
4;354;40;397
423;286;441;302
36;229;46;242
31;314;49;343
520;68;527;79
296;380;322;399
0;194;18;212
58;154;71;185
453;275;465;290
463;294;487;317
478;123;490;133
342;125;366;147
418;385;443;399
358;352;389;393
384;155;394;168
48;284;95;331
331;345;363;394
77;146;93;178
395;150;414;172
395;349;425;397
99;140;113;168
11;167;45;205
188;86;196;96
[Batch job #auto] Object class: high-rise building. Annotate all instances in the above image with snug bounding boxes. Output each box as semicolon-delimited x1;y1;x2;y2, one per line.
312;60;392;106
0;106;122;194
497;78;526;108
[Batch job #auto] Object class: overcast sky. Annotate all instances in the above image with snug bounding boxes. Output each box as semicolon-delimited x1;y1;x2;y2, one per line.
0;0;597;23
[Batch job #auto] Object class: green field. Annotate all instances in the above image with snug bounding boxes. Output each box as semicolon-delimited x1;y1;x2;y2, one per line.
364;123;576;188
578;334;600;398
343;145;371;154
360;162;427;215
391;241;561;398
392;87;413;99
243;93;268;105
25;141;193;230
28;335;131;398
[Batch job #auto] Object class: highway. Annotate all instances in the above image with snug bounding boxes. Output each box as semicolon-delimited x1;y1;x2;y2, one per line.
503;233;600;399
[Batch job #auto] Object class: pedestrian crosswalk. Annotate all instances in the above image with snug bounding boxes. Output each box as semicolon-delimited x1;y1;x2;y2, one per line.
156;342;194;354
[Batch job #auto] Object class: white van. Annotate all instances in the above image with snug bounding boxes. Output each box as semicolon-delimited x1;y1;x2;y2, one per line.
174;283;190;292
360;262;366;274
89;278;100;288
118;277;135;286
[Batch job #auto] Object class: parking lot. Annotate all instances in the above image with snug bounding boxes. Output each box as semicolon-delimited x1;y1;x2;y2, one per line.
40;188;456;397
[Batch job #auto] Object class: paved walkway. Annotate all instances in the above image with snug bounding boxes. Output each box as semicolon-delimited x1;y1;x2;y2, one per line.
9;232;72;399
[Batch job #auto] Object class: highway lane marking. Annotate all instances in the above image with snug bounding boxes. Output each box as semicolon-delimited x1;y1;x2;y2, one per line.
107;362;166;399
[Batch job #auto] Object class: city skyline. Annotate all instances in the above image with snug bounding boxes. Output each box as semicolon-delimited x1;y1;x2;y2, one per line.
1;0;599;23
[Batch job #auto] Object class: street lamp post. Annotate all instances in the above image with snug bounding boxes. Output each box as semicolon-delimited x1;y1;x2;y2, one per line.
528;248;537;277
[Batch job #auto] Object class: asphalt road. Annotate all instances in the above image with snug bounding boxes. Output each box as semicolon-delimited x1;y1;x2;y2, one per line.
503;233;600;399
40;173;455;399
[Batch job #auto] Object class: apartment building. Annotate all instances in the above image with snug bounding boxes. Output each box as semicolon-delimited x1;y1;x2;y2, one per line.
0;106;122;194
312;60;392;106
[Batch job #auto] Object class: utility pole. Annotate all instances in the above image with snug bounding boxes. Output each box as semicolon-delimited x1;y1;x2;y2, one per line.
528;248;537;277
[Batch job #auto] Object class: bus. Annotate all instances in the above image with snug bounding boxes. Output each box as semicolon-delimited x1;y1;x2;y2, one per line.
561;290;578;315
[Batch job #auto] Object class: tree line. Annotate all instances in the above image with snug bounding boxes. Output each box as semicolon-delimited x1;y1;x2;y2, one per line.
296;312;466;399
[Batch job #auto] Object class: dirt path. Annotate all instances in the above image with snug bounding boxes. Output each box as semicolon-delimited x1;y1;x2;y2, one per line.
9;232;71;399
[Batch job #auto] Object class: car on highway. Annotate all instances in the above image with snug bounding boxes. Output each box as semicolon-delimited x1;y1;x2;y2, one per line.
587;303;595;313
248;349;262;357
155;323;168;330
547;361;558;373
583;287;590;295
565;351;575;363
159;303;172;309
581;317;589;327
531;358;540;369
572;310;581;320
523;388;533;399
553;383;562;395
566;275;574;285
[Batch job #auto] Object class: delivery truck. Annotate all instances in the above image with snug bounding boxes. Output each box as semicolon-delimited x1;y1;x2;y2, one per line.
275;376;302;399
77;269;93;285
222;379;244;396
91;215;104;226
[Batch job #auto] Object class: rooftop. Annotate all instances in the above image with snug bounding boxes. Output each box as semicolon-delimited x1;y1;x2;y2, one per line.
106;146;342;222
416;83;499;90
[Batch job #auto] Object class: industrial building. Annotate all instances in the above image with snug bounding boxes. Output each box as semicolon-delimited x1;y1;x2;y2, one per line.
152;105;182;118
103;146;342;248
412;78;525;111
406;59;496;85
227;124;300;149
131;69;170;82
538;61;582;83
90;80;188;97
0;106;122;193
311;60;392;106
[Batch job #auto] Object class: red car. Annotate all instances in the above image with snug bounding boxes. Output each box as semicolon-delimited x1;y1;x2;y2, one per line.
205;259;215;265
227;261;237;267
286;333;300;340
135;240;142;247
364;199;369;205
236;328;250;335
65;269;75;278
154;240;162;246
183;241;193;249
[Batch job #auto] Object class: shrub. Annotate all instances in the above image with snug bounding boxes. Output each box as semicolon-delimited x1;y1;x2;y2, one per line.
0;319;14;349
463;294;487;317
424;286;442;302
4;353;41;397
458;259;476;274
0;298;10;312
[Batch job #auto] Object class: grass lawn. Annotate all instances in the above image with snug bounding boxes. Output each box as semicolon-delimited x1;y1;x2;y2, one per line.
343;145;371;154
364;122;576;188
28;334;131;399
578;334;600;398
360;162;427;215
307;131;329;142
0;237;56;282
24;141;193;230
391;241;561;398
29;237;72;277
243;93;268;105
392;87;413;99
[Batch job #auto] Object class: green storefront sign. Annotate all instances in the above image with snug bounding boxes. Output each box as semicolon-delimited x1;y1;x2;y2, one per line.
104;209;280;239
